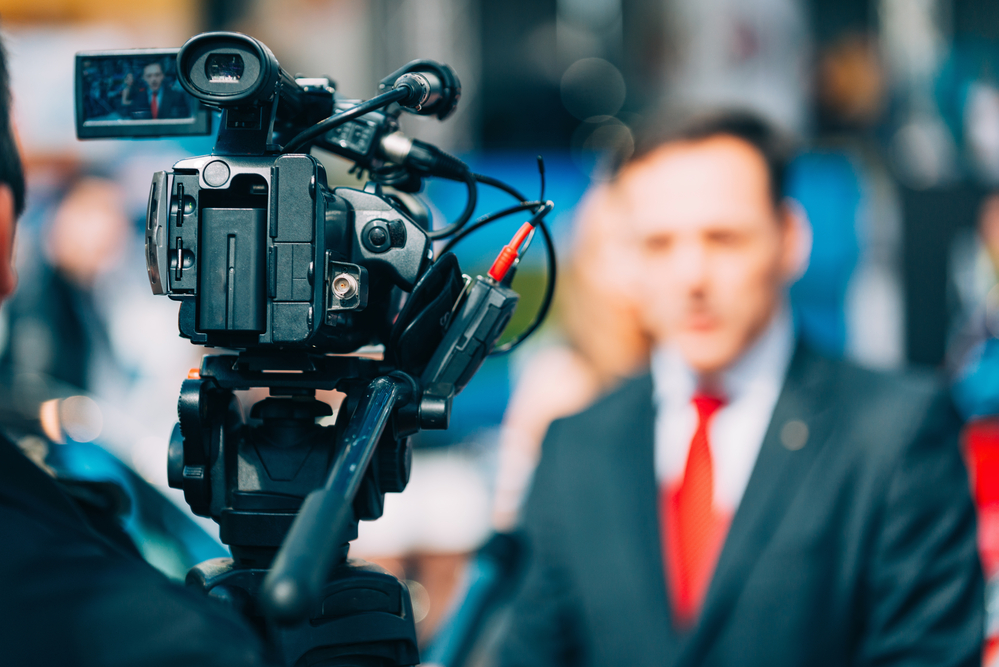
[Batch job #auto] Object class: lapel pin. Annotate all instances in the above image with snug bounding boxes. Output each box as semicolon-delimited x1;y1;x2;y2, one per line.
781;420;809;451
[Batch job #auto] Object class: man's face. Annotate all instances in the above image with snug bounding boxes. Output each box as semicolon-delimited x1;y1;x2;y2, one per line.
142;64;164;92
617;135;805;375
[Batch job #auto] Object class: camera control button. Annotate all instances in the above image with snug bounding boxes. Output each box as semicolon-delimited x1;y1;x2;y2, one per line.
204;160;230;187
362;219;392;253
369;227;388;246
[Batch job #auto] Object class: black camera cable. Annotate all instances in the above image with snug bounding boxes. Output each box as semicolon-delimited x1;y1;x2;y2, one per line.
424;169;477;240
285;88;554;351
288;96;481;240
440;157;556;355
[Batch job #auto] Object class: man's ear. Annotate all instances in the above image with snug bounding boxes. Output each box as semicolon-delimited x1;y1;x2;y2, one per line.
0;183;17;299
779;197;812;283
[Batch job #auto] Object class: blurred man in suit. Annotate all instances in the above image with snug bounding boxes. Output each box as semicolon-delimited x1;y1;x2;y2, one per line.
120;61;190;120
0;36;270;666
497;111;984;666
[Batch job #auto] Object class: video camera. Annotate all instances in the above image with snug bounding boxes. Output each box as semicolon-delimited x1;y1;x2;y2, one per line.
76;31;553;667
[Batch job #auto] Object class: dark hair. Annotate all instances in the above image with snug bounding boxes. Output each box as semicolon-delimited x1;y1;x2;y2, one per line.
0;36;25;217
612;108;794;207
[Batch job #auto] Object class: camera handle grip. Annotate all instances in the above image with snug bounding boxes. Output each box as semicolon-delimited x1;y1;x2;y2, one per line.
260;374;415;625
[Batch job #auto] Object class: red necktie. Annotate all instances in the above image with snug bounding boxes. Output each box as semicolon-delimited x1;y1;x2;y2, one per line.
662;392;730;628
151;93;159;119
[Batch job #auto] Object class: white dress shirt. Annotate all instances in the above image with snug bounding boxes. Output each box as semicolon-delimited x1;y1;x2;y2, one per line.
651;307;795;513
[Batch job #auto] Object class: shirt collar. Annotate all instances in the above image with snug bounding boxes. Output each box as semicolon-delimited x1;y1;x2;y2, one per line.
651;304;796;407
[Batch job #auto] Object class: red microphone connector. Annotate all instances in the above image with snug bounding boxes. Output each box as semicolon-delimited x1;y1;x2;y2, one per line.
488;222;534;283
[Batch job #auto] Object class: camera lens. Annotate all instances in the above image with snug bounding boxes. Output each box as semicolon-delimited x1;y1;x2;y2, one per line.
206;54;244;83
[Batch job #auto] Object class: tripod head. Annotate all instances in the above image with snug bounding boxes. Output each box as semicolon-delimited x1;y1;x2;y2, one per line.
170;353;422;665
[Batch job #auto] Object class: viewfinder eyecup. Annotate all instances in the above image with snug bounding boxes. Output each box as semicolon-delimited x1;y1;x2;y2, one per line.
177;32;282;107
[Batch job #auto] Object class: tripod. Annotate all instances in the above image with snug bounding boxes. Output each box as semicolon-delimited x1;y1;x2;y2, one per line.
169;352;438;666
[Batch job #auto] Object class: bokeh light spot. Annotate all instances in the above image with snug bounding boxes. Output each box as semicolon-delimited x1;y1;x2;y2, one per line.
560;58;626;120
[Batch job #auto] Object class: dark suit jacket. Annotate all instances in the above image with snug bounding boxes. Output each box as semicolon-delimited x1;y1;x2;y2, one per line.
125;86;190;120
0;434;271;666
498;345;984;666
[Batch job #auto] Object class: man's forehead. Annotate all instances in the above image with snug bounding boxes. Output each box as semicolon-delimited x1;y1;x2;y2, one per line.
144;64;163;74
614;136;776;234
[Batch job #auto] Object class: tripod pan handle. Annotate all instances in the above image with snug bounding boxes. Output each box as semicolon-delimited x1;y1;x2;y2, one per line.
260;374;414;624
259;488;353;623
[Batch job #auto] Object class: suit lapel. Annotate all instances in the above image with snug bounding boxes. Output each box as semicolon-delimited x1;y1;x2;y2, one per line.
605;374;686;657
672;345;840;667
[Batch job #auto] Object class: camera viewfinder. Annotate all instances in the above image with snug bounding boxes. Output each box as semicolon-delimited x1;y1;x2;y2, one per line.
207;54;244;83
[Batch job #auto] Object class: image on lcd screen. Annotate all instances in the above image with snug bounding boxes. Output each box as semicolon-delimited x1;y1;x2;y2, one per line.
79;55;196;123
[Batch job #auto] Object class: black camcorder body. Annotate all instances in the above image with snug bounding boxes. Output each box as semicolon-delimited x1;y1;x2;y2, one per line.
145;152;431;353
80;32;481;363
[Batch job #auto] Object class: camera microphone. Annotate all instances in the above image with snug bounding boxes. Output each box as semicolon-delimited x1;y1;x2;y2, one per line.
394;71;446;114
380;60;461;120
